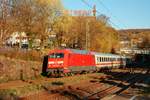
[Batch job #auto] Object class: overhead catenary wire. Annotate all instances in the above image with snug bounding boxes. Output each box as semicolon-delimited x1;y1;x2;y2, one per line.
81;0;131;35
97;0;128;29
81;0;121;29
97;0;133;38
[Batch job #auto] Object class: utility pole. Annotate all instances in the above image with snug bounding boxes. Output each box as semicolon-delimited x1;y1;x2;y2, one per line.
85;19;90;50
93;5;96;16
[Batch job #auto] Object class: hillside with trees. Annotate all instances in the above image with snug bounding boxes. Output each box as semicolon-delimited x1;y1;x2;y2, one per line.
119;29;150;49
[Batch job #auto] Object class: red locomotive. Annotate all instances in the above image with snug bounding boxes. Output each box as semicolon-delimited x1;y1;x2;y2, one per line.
45;49;126;76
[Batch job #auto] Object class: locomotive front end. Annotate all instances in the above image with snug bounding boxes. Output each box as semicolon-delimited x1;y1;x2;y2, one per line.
47;50;66;75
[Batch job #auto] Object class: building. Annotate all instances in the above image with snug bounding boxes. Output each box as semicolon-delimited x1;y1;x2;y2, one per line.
118;29;150;56
6;32;29;48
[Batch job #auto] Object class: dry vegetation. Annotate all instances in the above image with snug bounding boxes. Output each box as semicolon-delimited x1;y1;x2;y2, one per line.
0;55;42;83
0;48;42;61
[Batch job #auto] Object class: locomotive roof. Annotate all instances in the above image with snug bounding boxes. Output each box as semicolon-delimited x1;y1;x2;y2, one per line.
49;49;90;54
68;49;122;57
67;49;91;54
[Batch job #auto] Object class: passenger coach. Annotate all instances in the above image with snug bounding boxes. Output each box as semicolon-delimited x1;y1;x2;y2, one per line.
93;52;126;68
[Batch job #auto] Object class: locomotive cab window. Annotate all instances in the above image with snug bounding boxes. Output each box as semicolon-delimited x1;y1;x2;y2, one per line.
56;53;64;58
49;53;55;58
49;53;64;58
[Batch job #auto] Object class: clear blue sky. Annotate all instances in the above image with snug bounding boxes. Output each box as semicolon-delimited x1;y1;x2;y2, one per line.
62;0;150;29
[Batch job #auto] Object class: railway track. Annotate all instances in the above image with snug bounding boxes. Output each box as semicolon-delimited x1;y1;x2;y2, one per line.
85;69;147;100
49;69;149;100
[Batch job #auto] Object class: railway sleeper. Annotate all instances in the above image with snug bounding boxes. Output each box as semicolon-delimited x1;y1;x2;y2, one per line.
61;88;92;100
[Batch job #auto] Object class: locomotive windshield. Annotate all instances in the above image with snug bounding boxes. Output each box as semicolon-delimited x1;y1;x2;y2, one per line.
49;53;64;58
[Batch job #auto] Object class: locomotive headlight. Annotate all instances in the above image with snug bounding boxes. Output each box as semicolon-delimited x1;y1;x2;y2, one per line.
48;61;55;64
57;61;64;65
58;61;64;64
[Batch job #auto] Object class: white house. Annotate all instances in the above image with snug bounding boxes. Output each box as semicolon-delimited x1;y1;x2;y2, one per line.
6;32;29;47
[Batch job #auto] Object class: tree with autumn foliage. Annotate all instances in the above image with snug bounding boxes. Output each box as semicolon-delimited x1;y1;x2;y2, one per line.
52;14;74;48
61;14;119;53
0;0;119;53
138;32;150;49
12;0;63;48
0;0;15;46
0;0;63;48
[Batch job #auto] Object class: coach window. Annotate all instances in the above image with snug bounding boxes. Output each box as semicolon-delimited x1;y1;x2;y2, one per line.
111;58;113;61
116;58;118;61
113;58;115;61
117;58;119;61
